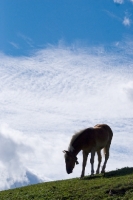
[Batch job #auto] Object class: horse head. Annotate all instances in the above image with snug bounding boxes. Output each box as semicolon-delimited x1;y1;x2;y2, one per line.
63;150;79;174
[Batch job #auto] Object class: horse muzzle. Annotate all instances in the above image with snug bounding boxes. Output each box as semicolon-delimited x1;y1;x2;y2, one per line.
67;169;73;174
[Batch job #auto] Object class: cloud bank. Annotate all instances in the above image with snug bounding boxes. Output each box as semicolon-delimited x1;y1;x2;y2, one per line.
0;43;133;190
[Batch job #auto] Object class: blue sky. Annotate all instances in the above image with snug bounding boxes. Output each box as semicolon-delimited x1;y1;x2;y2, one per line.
1;0;133;55
0;0;133;191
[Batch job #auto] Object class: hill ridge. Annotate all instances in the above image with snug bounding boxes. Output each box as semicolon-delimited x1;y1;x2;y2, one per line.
0;167;133;199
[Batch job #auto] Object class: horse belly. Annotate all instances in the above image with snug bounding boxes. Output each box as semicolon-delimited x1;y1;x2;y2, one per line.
95;131;109;150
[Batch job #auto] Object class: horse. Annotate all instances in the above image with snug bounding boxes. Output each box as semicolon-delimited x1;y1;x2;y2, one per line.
63;124;113;178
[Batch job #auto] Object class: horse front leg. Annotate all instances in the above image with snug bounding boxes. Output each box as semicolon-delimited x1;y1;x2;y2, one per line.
96;150;102;174
80;150;88;178
90;150;95;175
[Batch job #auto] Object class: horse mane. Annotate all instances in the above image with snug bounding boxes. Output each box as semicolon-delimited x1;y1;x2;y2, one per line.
68;129;85;152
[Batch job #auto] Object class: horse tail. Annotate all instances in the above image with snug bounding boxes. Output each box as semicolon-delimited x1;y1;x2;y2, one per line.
94;124;113;155
100;124;113;142
102;124;113;155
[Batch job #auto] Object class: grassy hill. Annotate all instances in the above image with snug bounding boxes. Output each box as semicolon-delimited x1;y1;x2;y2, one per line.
0;167;133;200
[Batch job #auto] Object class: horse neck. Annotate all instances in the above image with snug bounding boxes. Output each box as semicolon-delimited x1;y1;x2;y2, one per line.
73;146;81;156
68;136;82;156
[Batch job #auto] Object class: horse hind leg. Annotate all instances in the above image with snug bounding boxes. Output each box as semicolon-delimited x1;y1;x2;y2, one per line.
101;145;109;174
96;150;102;174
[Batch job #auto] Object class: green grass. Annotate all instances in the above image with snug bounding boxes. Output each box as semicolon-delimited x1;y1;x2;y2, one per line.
1;167;133;199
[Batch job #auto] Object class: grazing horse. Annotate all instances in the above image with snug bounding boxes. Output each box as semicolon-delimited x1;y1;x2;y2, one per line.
63;124;113;178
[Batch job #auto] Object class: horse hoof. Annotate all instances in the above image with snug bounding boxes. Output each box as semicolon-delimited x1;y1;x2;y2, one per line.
80;175;84;179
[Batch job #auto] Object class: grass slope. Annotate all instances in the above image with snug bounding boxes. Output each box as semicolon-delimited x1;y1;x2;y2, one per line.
0;167;133;200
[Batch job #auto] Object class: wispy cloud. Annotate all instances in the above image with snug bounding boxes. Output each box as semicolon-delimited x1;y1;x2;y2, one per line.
18;32;34;48
104;10;121;21
9;42;19;49
0;43;133;190
104;10;132;27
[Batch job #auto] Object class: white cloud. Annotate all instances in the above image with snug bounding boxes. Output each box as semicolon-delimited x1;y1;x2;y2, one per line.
0;43;133;190
0;123;53;190
123;81;133;101
113;0;124;4
123;16;131;26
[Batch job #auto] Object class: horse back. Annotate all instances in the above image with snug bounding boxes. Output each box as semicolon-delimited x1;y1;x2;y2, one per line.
81;124;113;151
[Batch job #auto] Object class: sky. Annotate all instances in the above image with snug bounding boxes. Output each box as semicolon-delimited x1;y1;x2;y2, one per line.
0;0;133;191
